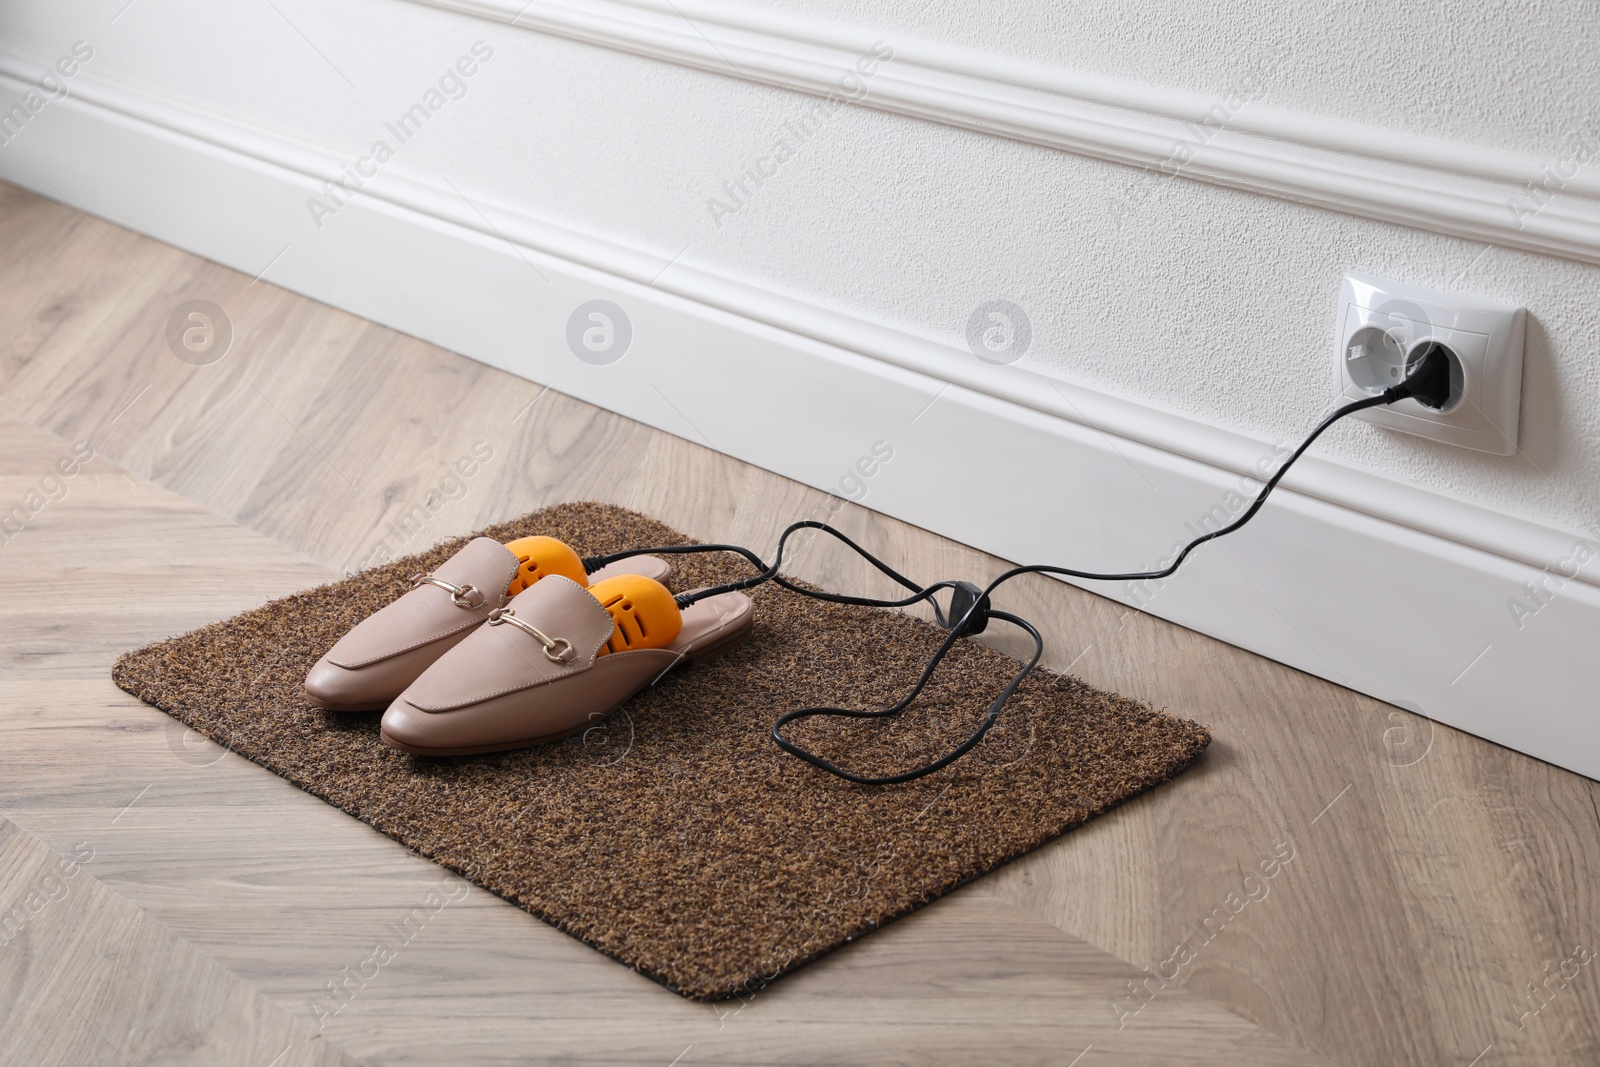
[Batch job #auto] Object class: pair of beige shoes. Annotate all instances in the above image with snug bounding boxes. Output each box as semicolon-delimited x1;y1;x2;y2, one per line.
304;536;754;755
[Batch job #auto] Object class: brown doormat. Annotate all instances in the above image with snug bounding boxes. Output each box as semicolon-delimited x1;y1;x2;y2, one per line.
113;502;1209;1000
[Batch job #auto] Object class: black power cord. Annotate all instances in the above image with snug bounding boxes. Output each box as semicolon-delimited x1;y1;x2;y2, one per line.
584;349;1452;784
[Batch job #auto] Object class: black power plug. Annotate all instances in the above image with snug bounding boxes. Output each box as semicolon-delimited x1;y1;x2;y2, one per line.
1386;342;1454;410
945;581;990;636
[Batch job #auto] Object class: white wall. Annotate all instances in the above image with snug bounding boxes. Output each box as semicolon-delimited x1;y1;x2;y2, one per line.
2;0;1597;772
743;0;1600;158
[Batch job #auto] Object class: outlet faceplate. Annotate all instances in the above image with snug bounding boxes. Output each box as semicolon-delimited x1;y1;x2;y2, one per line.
1334;272;1525;454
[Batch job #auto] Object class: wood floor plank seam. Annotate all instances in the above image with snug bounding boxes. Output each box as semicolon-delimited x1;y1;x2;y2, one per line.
0;814;364;1067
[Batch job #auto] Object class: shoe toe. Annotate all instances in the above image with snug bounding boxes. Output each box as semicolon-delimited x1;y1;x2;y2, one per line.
379;698;440;752
304;657;383;711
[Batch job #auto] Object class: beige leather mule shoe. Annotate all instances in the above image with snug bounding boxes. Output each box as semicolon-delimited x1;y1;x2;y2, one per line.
378;574;754;756
305;536;671;712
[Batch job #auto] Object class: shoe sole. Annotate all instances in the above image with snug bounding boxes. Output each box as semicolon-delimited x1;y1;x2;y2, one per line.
306;695;391;713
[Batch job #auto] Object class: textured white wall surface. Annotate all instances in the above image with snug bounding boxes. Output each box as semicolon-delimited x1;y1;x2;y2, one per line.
742;0;1600;158
2;0;1596;536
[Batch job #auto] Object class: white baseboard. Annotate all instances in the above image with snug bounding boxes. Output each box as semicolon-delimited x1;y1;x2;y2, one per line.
3;57;1596;780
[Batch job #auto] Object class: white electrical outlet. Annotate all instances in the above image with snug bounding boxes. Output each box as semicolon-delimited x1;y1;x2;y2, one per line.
1333;272;1526;454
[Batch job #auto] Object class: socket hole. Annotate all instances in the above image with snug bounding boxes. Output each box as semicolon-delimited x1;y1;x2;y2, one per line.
1405;341;1465;412
1345;325;1408;393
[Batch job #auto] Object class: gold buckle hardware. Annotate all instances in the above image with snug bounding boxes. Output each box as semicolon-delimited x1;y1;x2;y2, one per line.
410;574;485;609
486;607;575;663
